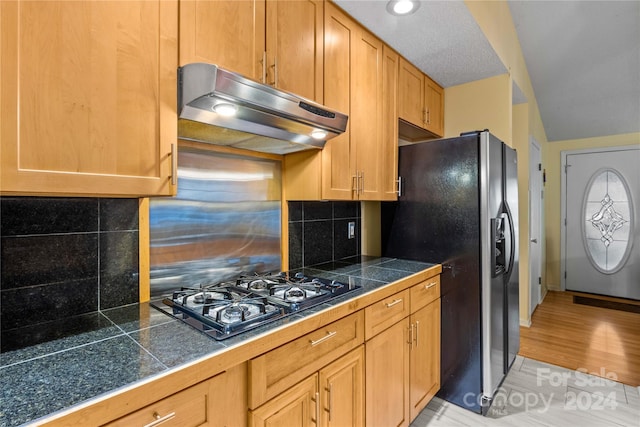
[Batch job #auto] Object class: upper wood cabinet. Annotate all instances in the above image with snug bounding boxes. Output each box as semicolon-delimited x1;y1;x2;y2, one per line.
349;25;385;201
0;0;177;196
320;2;356;200
398;57;444;138
424;74;445;136
180;0;323;103
321;2;396;201
179;0;265;80
381;45;401;201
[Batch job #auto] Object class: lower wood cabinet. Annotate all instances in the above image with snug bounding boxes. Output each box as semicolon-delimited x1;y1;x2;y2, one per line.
365;318;411;427
103;363;247;427
365;276;441;427
250;346;365;427
409;299;441;420
249;374;318;427
319;346;365;427
248;312;364;408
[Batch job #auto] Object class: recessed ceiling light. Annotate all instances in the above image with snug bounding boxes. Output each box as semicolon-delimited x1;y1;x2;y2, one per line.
213;103;238;117
311;130;328;140
387;0;420;16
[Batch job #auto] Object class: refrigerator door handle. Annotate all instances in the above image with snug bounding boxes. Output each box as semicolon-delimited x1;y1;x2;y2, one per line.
490;217;505;278
503;201;516;281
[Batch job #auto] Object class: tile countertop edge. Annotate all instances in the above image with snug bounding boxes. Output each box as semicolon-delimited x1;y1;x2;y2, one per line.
32;263;442;427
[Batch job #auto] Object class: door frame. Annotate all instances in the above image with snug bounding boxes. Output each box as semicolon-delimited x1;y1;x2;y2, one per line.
560;145;638;291
528;136;543;315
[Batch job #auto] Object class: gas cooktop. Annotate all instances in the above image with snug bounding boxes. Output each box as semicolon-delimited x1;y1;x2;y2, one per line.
151;272;360;340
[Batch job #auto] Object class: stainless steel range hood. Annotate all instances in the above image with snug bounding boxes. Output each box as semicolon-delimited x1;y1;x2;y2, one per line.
178;63;348;155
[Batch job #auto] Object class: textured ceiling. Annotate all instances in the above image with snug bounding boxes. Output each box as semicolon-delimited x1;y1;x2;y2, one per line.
334;0;640;143
508;0;640;142
333;0;506;88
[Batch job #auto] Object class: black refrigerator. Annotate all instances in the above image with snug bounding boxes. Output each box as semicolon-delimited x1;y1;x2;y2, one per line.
381;130;519;414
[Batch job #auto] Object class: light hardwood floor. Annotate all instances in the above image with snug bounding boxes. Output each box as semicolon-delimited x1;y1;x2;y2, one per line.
520;291;640;387
411;356;640;427
411;290;640;426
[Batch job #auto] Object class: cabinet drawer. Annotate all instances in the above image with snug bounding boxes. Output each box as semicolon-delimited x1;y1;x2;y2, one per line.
248;311;364;409
364;289;410;340
410;276;440;313
103;380;210;427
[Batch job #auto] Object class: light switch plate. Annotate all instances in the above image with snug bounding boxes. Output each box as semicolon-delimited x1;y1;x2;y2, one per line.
348;221;355;239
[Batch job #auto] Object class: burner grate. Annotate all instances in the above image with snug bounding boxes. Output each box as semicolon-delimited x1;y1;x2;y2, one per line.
154;272;360;340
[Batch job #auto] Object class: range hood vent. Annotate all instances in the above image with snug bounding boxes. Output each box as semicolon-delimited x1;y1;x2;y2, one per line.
178;63;348;155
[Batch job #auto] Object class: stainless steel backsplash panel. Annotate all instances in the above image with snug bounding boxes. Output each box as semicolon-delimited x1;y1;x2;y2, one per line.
149;146;281;297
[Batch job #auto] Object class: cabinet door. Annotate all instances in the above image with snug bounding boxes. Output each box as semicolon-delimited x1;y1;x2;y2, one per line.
352;28;384;201
319;346;365;427
409;299;441;421
1;1;177;196
424;76;444;137
398;58;425;129
250;374;319;427
179;0;265;80
266;0;323;102
365;318;410;427
380;45;400;201
321;2;356;200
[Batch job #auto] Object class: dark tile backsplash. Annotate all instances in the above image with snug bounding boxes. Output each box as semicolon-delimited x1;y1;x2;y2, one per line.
0;197;139;350
288;201;361;269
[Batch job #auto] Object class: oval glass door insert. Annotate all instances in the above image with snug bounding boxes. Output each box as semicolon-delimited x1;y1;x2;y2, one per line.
582;168;634;274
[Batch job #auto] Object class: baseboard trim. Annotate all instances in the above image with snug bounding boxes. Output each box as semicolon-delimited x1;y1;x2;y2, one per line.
520;318;532;328
566;291;640;306
573;295;640;314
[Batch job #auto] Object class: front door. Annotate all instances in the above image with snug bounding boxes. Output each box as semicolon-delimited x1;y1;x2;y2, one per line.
563;146;640;300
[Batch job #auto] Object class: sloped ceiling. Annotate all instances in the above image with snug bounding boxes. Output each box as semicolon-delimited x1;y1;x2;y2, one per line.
334;0;640;143
508;0;640;142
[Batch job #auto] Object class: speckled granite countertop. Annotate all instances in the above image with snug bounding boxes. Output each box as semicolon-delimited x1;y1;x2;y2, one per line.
0;256;438;427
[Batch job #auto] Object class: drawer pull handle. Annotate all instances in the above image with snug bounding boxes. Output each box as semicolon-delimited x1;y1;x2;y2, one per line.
385;299;403;308
425;282;437;290
144;412;175;427
310;331;337;347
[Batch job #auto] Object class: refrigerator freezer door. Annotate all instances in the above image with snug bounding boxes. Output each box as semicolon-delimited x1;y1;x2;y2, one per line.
480;132;506;409
504;145;520;372
382;134;483;413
